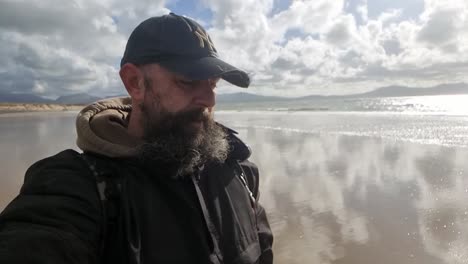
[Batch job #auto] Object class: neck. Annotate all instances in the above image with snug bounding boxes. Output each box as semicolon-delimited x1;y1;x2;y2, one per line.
127;104;145;139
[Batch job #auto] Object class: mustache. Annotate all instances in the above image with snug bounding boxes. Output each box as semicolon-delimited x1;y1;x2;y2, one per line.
171;108;210;123
141;104;213;143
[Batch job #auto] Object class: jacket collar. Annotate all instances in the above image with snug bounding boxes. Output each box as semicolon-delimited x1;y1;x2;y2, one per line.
219;124;252;161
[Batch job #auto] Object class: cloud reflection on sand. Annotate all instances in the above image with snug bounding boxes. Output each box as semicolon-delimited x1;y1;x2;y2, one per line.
232;126;468;264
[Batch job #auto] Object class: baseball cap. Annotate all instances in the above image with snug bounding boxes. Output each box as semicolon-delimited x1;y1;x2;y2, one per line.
121;13;250;88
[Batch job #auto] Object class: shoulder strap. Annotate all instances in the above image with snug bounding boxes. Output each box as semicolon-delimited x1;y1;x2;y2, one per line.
232;160;260;231
232;160;257;212
80;153;122;258
80;153;142;264
236;162;256;203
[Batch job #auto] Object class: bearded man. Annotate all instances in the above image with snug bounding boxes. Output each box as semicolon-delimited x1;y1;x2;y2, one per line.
0;13;273;264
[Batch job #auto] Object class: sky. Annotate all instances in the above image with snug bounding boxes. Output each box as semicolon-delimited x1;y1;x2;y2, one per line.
0;0;467;98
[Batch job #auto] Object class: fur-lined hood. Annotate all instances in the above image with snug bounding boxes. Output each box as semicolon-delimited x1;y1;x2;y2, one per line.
76;97;142;157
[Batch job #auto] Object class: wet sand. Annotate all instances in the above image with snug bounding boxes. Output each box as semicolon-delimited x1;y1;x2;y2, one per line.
240;128;468;264
1;112;468;263
0;112;78;208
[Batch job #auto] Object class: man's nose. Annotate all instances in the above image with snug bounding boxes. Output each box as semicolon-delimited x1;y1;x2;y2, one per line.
194;80;216;108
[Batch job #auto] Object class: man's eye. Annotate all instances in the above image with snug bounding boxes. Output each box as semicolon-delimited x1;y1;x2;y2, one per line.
178;79;195;88
180;80;194;85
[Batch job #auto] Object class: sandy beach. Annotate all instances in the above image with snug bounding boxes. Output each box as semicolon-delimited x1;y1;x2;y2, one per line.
0;103;84;114
2;111;468;263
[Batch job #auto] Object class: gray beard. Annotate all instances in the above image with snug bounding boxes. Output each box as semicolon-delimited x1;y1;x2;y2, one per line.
137;107;230;179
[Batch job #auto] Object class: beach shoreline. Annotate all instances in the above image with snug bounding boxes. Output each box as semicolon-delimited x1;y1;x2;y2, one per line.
0;103;84;114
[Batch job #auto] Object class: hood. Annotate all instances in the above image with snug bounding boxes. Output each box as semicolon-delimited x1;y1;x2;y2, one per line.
76;96;252;160
76;97;143;157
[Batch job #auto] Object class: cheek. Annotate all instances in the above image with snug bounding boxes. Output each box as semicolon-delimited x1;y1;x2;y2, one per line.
159;90;193;113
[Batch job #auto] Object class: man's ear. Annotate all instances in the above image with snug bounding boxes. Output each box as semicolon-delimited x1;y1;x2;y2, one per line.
120;63;145;102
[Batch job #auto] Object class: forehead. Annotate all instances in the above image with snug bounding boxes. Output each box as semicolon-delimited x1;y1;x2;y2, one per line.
141;64;188;80
142;63;220;82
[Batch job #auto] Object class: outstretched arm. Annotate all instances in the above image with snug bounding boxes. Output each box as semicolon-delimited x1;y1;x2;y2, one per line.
0;150;102;264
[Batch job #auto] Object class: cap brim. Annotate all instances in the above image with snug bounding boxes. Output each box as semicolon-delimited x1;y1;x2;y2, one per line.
160;57;250;88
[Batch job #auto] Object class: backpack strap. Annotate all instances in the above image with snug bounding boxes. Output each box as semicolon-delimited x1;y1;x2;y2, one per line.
235;162;256;206
232;160;259;230
80;153;142;264
80;153;122;259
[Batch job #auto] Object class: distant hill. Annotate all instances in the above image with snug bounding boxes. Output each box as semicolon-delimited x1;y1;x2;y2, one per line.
1;82;468;104
216;92;284;102
299;82;468;100
0;92;101;104
357;83;468;98
55;93;101;104
218;83;468;103
0;92;53;103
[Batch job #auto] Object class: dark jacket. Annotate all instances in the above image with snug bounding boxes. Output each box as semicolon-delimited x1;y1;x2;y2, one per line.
0;132;273;264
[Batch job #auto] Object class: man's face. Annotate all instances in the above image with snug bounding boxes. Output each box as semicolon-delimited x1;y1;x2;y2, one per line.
139;64;219;139
136;64;229;178
142;65;217;116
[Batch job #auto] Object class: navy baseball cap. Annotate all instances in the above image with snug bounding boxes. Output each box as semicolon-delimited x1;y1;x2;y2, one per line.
121;13;250;88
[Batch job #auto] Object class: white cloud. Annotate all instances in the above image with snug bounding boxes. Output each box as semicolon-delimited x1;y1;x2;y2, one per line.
0;0;168;98
324;14;357;46
1;0;468;98
356;0;369;22
377;9;403;24
204;0;468;96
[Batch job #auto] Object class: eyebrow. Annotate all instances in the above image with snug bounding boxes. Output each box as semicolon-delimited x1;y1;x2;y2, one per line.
172;75;220;83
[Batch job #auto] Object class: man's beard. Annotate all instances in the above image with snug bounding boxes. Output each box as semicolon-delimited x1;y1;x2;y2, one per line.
137;95;230;179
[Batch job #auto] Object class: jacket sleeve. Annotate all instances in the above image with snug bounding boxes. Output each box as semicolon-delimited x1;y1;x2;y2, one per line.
255;203;273;264
0;150;102;264
239;161;274;264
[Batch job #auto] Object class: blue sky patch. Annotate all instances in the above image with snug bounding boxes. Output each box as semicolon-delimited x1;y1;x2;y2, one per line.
167;0;213;27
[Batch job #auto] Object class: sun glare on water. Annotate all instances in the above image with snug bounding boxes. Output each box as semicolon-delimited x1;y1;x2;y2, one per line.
394;95;468;115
